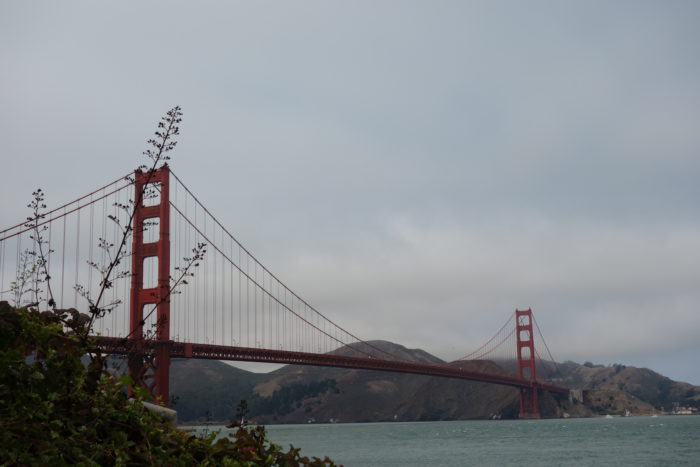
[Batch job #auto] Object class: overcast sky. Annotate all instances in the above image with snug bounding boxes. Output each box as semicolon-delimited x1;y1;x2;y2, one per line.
1;1;699;384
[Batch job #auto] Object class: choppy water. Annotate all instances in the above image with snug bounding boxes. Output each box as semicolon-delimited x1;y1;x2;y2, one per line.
189;416;700;466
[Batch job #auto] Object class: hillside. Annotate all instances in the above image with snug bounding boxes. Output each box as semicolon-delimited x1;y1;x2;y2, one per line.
495;358;699;416
556;361;699;415
169;341;699;423
170;359;269;422
172;341;580;423
248;347;525;424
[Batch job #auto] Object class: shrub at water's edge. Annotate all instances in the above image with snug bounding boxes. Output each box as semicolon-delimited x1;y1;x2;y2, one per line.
0;302;337;466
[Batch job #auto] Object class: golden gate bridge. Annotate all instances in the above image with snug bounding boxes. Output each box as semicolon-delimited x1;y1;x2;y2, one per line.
0;165;569;418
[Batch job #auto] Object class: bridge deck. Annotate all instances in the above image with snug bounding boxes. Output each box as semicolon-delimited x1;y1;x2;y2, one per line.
94;336;569;394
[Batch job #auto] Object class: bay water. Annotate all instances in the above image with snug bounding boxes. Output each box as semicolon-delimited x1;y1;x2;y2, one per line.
190;416;699;466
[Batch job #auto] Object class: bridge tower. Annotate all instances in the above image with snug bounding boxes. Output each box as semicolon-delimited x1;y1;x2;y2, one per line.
516;308;540;418
129;165;171;405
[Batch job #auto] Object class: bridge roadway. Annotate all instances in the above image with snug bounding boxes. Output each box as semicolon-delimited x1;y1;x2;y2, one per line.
94;336;569;395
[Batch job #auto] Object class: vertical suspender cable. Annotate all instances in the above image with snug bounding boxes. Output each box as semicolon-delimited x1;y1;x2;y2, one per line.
15;233;20;297
184;185;189;342
73;203;80;308
238;244;241;346
230;236;233;345
212;217;216;344
194;201;198;343
173;181;178;341
270;276;273;350
301;300;304;350
99;189;107;334
112;190;119;335
254;262;257;346
88;196;94;298
60;208;66;308
203;214;208;342
46;211;53;308
221;229;225;345
109;192;115;334
172;179;177;340
0;232;4;301
217;227;221;344
178;183;183;341
246;254;250;347
15;234;21;305
261;269;265;349
216;223;220;344
219;226;223;344
211;217;216;344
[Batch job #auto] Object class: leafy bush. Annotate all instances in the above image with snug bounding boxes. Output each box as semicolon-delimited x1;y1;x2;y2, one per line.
0;302;337;466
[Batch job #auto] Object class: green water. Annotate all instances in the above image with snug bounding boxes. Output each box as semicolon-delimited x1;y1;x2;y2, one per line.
193;416;700;466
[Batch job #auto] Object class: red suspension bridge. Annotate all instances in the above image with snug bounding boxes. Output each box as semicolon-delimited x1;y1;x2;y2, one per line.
0;165;569;418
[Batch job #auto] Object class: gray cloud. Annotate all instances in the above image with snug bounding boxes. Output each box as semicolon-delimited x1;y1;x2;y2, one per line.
1;1;699;382
275;220;699;360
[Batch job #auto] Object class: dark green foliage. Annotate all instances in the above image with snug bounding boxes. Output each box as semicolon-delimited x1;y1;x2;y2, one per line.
251;379;338;417
0;302;337;466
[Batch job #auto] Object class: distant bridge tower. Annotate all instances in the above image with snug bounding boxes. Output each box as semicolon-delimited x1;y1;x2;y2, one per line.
516;308;540;418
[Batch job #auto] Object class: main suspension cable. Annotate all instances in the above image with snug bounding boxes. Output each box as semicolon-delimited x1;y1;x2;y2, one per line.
169;169;410;363
454;312;515;361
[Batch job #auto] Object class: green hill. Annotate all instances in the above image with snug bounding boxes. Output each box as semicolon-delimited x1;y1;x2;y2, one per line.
169;341;700;423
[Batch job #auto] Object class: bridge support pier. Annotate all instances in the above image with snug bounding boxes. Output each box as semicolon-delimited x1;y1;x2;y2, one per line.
129;165;171;405
518;388;540;419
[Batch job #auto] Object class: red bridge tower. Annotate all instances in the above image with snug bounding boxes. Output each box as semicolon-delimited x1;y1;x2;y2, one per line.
516;308;540;418
128;165;171;404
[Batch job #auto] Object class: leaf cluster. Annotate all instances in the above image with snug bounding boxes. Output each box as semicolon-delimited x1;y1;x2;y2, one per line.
0;302;337;466
141;106;182;167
